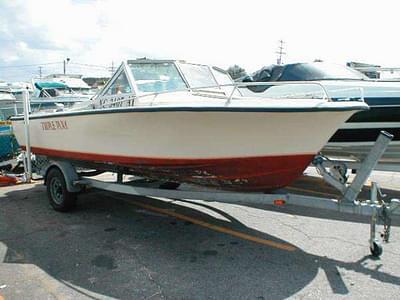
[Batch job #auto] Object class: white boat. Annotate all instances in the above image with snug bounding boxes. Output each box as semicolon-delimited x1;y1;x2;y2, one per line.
0;89;20;119
42;74;92;94
11;59;368;191
0;90;20;163
0;81;33;104
30;80;92;112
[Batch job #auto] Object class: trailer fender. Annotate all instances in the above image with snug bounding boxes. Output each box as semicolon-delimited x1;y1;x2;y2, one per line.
44;161;81;193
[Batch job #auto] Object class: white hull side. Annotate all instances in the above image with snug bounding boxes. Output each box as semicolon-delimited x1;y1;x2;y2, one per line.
12;110;356;159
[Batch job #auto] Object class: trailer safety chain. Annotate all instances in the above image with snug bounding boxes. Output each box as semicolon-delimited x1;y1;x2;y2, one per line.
380;205;391;243
372;183;392;243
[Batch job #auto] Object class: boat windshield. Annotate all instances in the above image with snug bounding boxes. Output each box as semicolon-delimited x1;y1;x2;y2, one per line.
129;62;187;93
179;63;218;89
211;67;239;96
212;67;232;85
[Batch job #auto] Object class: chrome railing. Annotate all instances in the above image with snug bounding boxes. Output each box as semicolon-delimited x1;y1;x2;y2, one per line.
226;81;332;105
96;81;365;109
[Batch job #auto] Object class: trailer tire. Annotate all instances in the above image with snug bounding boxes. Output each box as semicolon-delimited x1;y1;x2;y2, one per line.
46;168;77;212
370;241;383;257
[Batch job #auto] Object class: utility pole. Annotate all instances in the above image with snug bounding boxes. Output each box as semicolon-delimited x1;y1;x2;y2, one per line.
276;40;286;65
38;66;42;78
109;61;115;75
63;58;70;74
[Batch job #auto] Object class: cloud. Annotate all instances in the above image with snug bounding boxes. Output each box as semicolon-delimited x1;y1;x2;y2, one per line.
0;0;108;80
1;0;400;81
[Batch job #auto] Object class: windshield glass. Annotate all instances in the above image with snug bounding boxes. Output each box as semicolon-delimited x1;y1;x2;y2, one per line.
279;63;369;81
212;67;233;85
179;63;217;88
129;62;187;93
211;67;240;96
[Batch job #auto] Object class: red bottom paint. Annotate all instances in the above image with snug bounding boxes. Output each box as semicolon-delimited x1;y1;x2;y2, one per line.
25;146;315;191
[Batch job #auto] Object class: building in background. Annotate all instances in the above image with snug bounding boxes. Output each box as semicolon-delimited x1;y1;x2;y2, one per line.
347;61;400;81
347;61;381;79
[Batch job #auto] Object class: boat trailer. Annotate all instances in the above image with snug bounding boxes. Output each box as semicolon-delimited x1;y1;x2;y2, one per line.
21;130;398;258
17;90;400;257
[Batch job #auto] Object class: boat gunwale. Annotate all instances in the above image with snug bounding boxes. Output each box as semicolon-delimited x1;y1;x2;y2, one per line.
10;104;369;121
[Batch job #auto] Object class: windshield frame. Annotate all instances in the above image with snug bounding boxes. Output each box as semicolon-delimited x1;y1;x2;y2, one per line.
99;60;234;99
129;61;189;94
176;62;219;90
98;62;137;97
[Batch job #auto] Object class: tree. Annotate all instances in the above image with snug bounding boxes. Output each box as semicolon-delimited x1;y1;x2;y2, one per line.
226;65;247;80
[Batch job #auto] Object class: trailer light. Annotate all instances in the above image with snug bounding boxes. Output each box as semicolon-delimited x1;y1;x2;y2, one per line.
273;199;286;206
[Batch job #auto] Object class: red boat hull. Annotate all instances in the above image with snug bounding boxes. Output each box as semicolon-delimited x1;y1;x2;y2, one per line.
28;146;315;191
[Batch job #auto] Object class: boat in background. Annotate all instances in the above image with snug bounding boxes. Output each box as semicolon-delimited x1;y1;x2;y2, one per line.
42;74;93;94
0;77;93;115
0;78;92;168
0;120;19;168
239;62;400;171
30;79;92;112
0;81;34;103
0;90;20;167
11;59;367;191
0;88;21;118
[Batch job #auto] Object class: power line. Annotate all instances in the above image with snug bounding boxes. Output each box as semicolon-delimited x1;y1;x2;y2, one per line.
0;61;109;70
0;62;61;69
0;60;111;81
69;62;109;69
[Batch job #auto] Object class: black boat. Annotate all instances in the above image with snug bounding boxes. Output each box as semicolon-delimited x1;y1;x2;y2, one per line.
239;62;400;170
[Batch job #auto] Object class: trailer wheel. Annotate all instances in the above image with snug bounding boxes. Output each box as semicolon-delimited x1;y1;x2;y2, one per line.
47;168;77;212
370;241;383;257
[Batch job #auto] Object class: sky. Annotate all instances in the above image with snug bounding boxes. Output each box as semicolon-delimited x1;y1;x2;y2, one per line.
1;0;399;81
